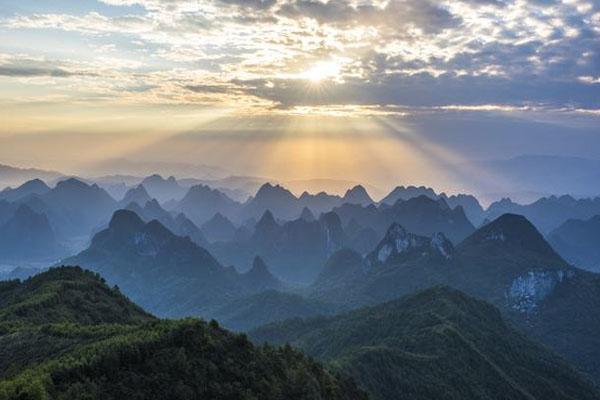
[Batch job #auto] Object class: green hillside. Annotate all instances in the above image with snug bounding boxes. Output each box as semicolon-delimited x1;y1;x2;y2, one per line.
251;287;600;400
0;267;367;400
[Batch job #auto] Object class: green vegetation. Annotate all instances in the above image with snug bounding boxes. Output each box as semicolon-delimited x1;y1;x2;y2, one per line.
0;267;367;400
251;286;600;400
0;266;154;327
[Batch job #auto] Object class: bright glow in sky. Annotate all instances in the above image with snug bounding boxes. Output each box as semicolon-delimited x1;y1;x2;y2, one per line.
0;0;599;193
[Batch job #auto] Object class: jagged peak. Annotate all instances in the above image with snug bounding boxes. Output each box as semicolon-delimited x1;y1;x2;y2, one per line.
461;213;563;259
343;185;373;204
255;182;296;199
299;206;316;222
109;209;145;232
55;177;89;189
18;178;50;191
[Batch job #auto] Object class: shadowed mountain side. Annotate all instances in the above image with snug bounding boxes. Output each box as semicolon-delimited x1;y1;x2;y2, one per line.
61;210;280;317
251;286;600;400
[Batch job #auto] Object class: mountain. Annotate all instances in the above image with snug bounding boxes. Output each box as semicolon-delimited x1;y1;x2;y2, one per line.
173;184;239;225
240;256;282;292
119;184;151;207
333;195;475;243
125;200;208;247
548;215;600;272
251;286;600;400
342;185;373;205
140;174;186;202
0;266;154;325
380;185;485;226
201;212;237;242
0;267;367;400
299;206;316;222
61;210;273;317
298;191;343;215
29;178;117;238
212;211;346;284
485;195;600;233
0;204;64;261
311;213;600;382
242;183;300;220
380;185;437;205
0;179;50;202
0;163;62;188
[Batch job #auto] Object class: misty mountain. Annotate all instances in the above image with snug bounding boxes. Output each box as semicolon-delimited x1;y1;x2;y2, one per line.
201;212;237;242
124;199;208;247
242;183;300;221
380;185;437;205
212;210;345;284
119;183;151;207
0;266;365;400
140;174;186;202
62;210;279;317
486;195;600;233
251;286;600;400
27;178;117;239
548;215;600;272
0;178;50;202
0;204;64;262
173;183;240;225
342;185;373;205
333;195;475;244
380;185;485;226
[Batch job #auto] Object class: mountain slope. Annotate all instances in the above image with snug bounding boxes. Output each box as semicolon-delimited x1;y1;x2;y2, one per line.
548;215;600;272
0;267;367;400
62;210;260;317
251;287;600;400
0;204;64;261
0;266;154;326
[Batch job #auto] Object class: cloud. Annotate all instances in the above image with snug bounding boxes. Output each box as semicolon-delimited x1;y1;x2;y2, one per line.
0;0;597;116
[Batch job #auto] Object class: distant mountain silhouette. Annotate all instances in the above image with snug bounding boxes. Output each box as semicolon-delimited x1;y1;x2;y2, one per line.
211;210;346;284
0;204;64;261
548;215;600;272
380;185;485;226
119;184;151;207
0;178;50;202
242;183;299;220
333;195;475;243
173;184;239;225
201;212;236;242
62;210;276;317
140;174;186;203
342;185;373;205
485;195;600;233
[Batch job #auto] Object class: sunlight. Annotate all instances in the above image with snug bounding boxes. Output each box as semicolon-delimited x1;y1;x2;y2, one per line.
302;61;341;82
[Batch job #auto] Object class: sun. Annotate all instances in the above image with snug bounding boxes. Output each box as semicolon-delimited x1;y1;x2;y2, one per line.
302;61;341;83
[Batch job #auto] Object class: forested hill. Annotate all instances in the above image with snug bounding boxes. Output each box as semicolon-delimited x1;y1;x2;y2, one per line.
251;286;600;400
0;267;367;400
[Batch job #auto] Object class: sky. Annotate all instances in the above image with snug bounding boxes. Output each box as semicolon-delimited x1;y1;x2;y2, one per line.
0;0;599;194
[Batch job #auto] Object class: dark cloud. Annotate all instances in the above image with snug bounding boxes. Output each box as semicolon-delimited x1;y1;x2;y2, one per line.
0;65;76;77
